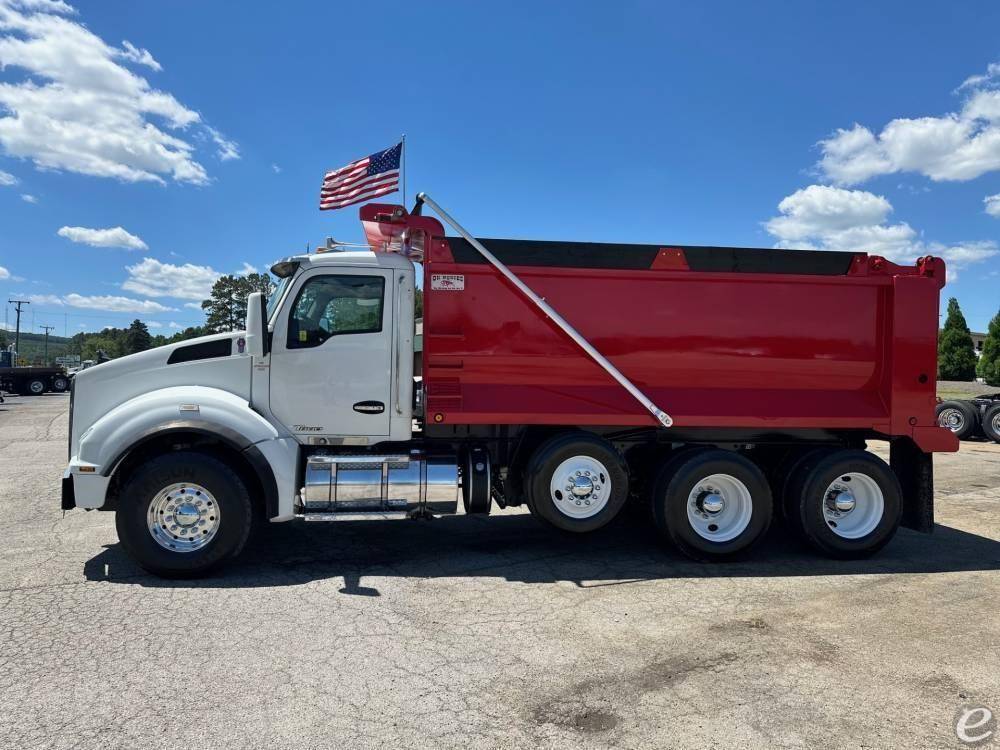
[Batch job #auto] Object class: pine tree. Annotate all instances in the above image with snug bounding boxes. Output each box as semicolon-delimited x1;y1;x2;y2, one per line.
202;273;274;333
977;308;1000;386
124;319;153;355
938;297;978;381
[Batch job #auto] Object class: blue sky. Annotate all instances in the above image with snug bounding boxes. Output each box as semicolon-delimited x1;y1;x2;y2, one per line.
1;0;999;337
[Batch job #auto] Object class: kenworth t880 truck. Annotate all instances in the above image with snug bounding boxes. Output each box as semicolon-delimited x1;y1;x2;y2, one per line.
62;194;958;577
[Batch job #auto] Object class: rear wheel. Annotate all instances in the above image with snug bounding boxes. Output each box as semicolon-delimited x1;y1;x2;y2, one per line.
115;451;254;578
936;400;979;440
982;403;1000;444
25;378;46;396
524;432;628;532
785;449;901;559
651;449;773;561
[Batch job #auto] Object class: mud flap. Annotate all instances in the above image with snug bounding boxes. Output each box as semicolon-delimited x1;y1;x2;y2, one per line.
890;437;934;533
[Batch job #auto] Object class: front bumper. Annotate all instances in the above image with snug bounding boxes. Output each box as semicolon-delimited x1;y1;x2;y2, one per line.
61;459;110;510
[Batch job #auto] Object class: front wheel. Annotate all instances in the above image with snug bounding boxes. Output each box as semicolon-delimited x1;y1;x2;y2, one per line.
25;378;46;396
51;376;69;392
115;451;254;578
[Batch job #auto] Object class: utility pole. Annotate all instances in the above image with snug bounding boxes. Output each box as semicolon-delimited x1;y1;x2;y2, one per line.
39;325;55;366
8;299;29;362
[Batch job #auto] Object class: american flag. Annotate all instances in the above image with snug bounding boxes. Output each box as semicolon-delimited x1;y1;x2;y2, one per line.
319;142;401;211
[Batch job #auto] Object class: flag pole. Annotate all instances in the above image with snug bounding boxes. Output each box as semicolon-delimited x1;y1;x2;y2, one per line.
401;134;406;209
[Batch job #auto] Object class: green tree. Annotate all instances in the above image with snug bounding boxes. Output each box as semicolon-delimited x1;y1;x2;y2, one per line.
202;273;274;333
0;328;7;349
938;297;978;381
124;319;152;355
977;308;1000;386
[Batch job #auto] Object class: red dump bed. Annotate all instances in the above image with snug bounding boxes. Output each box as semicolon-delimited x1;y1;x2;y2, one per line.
360;204;958;454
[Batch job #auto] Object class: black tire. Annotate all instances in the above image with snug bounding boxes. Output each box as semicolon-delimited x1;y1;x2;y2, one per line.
779;447;838;527
25;378;46;396
982;403;1000;443
651;449;773;562
785;449;902;559
935;400;979;440
51;376;69;392
524;432;629;532
115;451;254;578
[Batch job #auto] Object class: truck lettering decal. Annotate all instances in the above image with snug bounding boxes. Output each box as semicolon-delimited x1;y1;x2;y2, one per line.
431;274;464;291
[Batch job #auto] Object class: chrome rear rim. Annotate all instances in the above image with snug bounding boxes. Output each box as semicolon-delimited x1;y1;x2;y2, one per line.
686;473;753;542
549;456;610;519
823;473;883;539
937;408;965;433
146;482;220;552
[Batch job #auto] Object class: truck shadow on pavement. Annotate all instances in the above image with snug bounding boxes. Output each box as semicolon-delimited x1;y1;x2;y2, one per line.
83;509;1000;591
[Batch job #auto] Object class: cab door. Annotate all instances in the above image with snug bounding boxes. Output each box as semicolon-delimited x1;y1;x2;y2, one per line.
269;267;393;439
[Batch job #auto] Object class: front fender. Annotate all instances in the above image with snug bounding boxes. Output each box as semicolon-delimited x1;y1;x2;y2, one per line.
77;386;284;471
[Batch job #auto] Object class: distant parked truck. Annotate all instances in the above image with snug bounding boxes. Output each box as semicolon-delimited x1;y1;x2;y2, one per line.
0;348;69;395
936;394;1000;443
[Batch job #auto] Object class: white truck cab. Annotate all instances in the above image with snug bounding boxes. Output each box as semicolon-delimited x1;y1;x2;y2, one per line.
63;248;420;576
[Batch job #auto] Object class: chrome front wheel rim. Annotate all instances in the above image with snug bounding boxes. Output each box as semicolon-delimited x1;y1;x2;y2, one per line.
146;482;220;552
686;473;753;542
29;380;44;394
823;473;883;539
549;456;611;519
937;408;965;433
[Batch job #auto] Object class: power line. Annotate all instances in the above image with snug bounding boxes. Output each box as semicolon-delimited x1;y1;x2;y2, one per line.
39;325;55;365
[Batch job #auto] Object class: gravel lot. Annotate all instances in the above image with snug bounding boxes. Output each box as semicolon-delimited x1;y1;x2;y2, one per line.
2;393;999;749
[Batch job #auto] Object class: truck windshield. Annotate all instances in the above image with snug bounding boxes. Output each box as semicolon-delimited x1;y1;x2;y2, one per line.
266;276;292;322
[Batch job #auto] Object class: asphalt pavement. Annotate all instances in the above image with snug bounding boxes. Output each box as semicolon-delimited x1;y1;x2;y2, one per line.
1;393;998;749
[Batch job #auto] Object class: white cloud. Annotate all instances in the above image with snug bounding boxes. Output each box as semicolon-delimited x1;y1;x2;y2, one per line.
64;293;175;313
766;185;998;279
207;126;239;161
0;264;9;279
123;257;220;300
146;320;162;328
21;193;37;203
985;193;1000;218
235;262;257;276
0;0;237;184
271;163;281;174
0;168;16;185
817;63;1000;185
116;40;160;71
57;225;148;250
183;301;202;310
168;321;182;329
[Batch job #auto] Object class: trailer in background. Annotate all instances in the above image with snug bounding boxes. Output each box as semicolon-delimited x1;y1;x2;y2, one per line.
0;349;69;395
937;394;1000;443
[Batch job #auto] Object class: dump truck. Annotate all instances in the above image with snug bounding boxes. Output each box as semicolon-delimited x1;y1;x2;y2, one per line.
61;194;958;577
1;349;69;395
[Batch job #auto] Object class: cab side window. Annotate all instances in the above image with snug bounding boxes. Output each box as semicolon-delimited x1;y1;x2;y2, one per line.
287;275;385;349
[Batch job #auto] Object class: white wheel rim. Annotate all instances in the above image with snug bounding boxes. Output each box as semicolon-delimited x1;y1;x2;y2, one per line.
937;408;965;432
29;381;44;394
549;455;611;519
686;473;753;542
146;482;221;552
991;410;1000;436
822;473;883;539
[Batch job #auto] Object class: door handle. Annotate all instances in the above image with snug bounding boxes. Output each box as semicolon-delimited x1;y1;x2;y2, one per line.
353;401;386;414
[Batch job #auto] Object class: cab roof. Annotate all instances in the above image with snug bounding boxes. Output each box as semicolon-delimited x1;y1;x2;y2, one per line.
270;249;414;278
